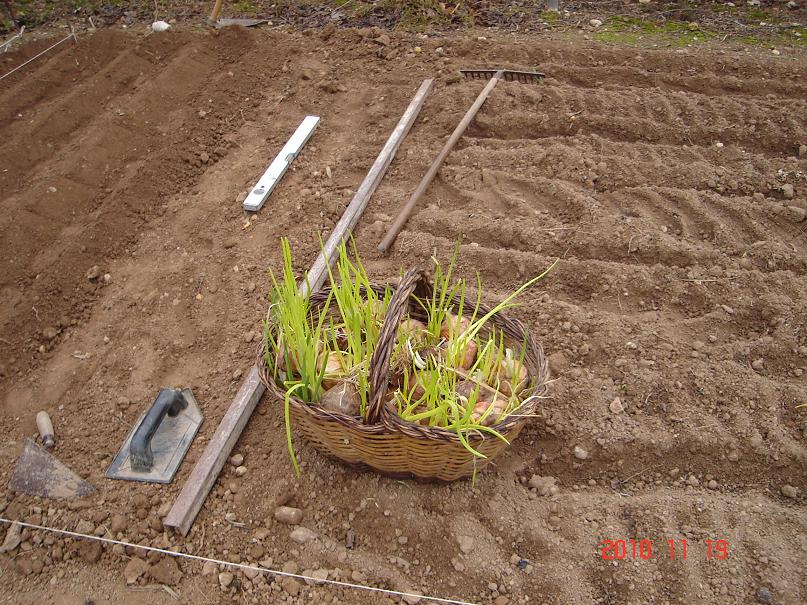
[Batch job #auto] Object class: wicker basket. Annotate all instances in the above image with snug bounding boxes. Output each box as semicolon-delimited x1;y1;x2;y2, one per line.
258;268;549;481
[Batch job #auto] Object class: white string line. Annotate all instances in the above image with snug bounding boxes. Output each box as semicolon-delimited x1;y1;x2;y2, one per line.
0;517;480;605
0;29;77;82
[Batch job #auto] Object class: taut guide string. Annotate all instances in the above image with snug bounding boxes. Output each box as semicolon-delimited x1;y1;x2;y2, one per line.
0;517;480;605
0;27;77;82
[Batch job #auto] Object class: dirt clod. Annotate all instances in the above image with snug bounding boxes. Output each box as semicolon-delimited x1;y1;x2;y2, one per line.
123;558;148;585
148;557;182;586
290;527;317;544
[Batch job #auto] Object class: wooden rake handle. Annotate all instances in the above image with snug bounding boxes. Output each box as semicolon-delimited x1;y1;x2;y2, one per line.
377;71;503;254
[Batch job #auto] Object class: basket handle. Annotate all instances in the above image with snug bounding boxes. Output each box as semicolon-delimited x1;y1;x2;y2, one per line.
365;267;422;425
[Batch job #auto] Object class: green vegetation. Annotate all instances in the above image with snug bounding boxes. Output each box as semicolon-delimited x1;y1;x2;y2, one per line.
234;0;258;14
263;240;554;471
594;16;716;47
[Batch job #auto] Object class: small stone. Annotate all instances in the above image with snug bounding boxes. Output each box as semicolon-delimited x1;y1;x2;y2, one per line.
573;446;589;460
247;281;256;293
78;541;102;563
528;475;556;496
311;568;328;581
751;358;764;371
148;557;182;586
0;522;22;553
124;558;148;585
202;560;217;576
374;33;391;46
351;569;366;582
781;484;798;499
781;183;794;199
590;19;603;27
219;571;234;589
102;273;112;284
290;527;317;544
75;519;94;534
232;368;243;381
609;397;624;414
244;331;256;343
457;535;474;554
235;465;247;477
798;144;806;158
282;577;302;596
727;450;740;462
274;506;303;525
687;475;700;487
230;454;244;466
225;512;237;523
15;559;32;575
786;206;806;222
756;587;773;604
86;266;101;281
707;479;719;490
494;597;510;605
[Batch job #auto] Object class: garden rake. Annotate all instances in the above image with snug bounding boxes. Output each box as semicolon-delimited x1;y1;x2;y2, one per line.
378;68;544;253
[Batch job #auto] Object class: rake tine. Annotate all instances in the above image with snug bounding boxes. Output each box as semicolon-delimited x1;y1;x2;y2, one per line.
459;69;545;83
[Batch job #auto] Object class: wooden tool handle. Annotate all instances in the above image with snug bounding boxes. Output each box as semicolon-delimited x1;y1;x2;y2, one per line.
208;0;224;25
36;411;54;448
378;73;502;254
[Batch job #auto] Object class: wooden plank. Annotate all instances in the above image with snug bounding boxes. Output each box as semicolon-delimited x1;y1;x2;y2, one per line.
243;116;320;212
304;78;434;294
163;367;264;535
163;79;434;537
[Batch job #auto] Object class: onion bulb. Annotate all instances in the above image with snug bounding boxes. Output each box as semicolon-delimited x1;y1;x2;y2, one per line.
319;352;344;390
471;398;507;427
440;312;470;340
497;349;528;396
320;381;360;416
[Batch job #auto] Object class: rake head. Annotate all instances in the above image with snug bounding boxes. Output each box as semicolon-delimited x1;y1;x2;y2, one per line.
460;69;545;83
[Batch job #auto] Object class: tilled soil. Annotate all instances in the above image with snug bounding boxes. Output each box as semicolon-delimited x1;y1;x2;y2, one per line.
0;23;806;605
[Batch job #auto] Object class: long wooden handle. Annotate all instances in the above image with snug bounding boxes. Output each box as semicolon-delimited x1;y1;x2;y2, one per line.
302;78;434;295
378;74;502;254
208;0;224;24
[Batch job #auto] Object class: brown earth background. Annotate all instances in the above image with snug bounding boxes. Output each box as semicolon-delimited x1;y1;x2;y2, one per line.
0;3;806;605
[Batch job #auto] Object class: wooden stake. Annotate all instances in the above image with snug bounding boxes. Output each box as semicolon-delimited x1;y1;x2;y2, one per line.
163;79;434;536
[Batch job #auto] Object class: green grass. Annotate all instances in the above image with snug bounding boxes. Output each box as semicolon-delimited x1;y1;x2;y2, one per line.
234;0;258;14
594;16;717;47
735;27;807;48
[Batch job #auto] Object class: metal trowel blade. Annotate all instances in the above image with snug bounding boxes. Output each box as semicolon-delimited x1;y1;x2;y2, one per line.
9;438;95;499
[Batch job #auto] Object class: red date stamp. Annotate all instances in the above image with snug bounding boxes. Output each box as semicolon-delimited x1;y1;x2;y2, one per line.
599;539;729;561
